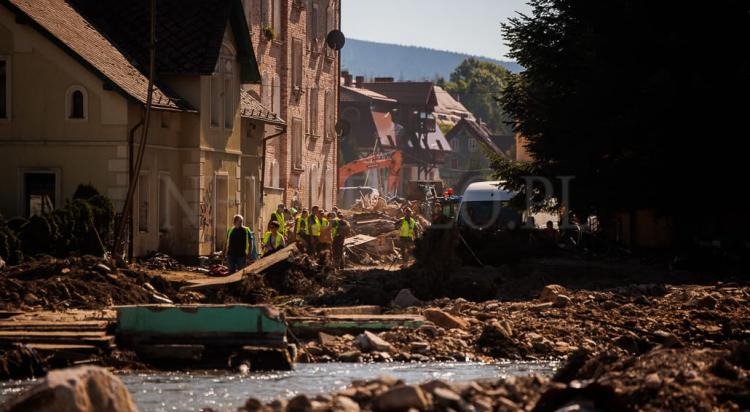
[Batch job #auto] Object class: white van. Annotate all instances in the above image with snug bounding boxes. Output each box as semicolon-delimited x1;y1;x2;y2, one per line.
456;181;521;231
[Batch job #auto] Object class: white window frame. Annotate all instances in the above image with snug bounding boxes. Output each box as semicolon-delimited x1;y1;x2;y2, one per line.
65;85;88;122
0;56;11;121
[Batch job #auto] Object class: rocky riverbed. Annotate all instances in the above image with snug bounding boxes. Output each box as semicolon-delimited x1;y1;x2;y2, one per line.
218;339;750;412
293;282;750;365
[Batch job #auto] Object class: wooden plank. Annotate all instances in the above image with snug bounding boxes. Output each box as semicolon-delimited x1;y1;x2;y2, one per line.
313;306;382;316
343;234;376;248
0;335;114;348
287;314;425;338
0;331;108;338
26;343;101;352
0;321;110;332
182;243;297;291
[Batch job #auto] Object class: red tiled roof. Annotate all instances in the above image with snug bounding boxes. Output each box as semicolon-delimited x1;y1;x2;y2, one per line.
4;0;189;110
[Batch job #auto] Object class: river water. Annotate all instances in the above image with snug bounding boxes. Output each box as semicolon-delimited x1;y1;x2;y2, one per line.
1;361;556;411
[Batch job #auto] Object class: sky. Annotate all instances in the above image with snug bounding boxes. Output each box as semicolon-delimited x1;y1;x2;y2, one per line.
341;0;532;61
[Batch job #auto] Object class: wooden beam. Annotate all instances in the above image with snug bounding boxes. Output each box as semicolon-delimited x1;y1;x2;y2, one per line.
182;243;297;291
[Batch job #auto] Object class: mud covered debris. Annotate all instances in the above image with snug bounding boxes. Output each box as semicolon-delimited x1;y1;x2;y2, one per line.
297;283;750;363
0;256;191;310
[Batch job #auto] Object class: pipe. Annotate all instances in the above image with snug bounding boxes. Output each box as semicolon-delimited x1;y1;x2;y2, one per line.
127;116;144;260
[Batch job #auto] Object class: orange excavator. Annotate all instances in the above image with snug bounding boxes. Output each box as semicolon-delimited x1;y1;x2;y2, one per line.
338;150;403;194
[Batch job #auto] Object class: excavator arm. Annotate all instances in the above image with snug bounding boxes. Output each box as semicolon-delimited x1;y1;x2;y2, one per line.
338;150;403;194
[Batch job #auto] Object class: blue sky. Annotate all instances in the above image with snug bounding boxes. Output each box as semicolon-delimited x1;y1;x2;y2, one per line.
341;0;531;61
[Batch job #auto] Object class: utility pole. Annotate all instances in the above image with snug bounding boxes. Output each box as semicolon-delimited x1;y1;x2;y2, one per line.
111;0;156;260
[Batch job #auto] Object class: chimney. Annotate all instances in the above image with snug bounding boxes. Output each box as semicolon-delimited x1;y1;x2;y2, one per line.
374;77;394;83
355;75;365;88
343;72;352;87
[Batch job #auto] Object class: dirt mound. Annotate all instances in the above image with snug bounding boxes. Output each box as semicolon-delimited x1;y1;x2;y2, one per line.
0;256;187;310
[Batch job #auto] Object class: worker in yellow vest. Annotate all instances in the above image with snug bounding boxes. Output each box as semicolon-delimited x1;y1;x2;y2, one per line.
308;205;321;255
295;209;310;251
223;214;258;273
395;207;418;265
269;203;286;238
262;221;286;256
332;211;350;268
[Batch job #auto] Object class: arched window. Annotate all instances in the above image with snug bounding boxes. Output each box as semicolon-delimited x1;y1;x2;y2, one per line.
66;86;87;120
210;43;236;129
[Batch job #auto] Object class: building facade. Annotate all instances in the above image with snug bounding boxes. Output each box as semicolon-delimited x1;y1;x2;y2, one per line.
442;118;514;190
0;0;335;258
243;0;340;216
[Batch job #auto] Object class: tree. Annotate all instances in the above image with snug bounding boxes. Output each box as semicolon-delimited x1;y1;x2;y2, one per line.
443;58;513;135
497;0;750;241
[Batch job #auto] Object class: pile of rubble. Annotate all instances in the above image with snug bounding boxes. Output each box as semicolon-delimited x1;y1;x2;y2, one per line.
299;283;750;364
138;252;183;271
0;256;199;310
340;205;429;267
225;340;750;411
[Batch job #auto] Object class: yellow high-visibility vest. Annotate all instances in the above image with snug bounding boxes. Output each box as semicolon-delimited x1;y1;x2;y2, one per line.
399;218;416;239
272;211;286;235
296;216;309;235
262;231;284;250
310;216;322;237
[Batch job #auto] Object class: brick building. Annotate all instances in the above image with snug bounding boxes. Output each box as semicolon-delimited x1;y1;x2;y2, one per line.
242;0;340;216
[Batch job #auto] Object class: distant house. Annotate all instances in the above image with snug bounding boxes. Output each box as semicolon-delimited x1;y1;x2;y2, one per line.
433;85;474;127
360;79;451;186
442;118;514;190
339;84;398;157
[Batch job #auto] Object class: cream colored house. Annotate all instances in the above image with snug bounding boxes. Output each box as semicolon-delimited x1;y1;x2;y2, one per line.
0;0;285;257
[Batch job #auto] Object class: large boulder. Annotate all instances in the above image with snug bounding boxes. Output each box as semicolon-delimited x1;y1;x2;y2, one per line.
355;331;394;353
392;289;421;308
1;365;137;412
423;308;468;330
539;284;569;303
373;385;429;411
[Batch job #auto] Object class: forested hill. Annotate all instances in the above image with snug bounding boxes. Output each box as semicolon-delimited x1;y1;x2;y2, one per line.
341;38;523;81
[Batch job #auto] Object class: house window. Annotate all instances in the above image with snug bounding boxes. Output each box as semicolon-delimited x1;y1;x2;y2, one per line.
210;75;221;127
66;86;88;120
272;74;281;112
22;171;57;217
158;173;171;233
292;38;303;89
0;57;9;119
272;0;282;32
211;44;236;129
224;77;234;128
308;1;319;44
271;160;280;188
308;87;318;136
292;117;303;170
138;173;149;232
323;89;332;139
260;0;267;24
468;138;479;152
450;138;459;152
326;0;335;35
